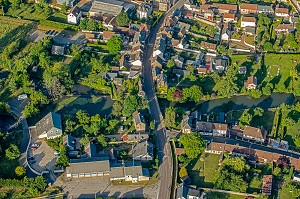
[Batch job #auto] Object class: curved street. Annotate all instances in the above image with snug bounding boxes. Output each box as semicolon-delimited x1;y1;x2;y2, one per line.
142;1;186;198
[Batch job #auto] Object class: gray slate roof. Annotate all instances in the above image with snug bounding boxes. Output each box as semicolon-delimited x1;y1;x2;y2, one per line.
67;158;110;174
132;140;154;158
35;112;62;137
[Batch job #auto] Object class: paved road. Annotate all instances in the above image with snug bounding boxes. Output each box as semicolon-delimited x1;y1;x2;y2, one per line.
142;1;186;198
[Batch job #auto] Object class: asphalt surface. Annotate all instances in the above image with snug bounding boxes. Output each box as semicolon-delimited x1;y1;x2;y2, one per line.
142;1;186;198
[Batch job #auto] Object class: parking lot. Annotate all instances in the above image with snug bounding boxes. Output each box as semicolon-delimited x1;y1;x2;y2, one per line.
63;177;159;199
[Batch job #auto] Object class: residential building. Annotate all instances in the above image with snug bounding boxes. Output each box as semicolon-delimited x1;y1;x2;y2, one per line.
181;114;193;134
121;133;149;142
173;69;190;77
212;3;238;14
172;55;184;68
63;134;78;151
197;67;208;74
110;164;150;182
257;5;274;15
67;6;82;24
200;41;217;52
240;3;258;14
66;158;110;178
241;16;256;28
245;75;258;89
238;66;247;74
275;24;295;34
223;13;237;23
243;125;266;142
153;36;166;60
262;175;272;195
102;31;116;41
89;0;134;17
275;7;289;17
132;111;146;132
245;26;256;35
213;56;228;72
196;121;228;136
104;72;118;80
156;71;168;87
32;112;63;140
176;184;204;199
132;140;154;161
290;16;299;25
137;3;152;19
51;45;65;55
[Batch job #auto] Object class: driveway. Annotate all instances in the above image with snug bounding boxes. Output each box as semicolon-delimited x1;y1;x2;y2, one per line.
63;177;158;199
53;32;86;45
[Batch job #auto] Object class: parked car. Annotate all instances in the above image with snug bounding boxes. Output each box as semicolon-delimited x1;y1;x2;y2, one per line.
54;151;60;156
31;143;40;148
18;94;28;100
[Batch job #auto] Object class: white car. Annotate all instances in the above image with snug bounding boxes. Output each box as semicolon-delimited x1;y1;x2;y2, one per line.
18;94;28;101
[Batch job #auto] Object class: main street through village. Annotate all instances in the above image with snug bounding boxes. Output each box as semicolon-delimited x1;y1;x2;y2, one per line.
142;0;186;198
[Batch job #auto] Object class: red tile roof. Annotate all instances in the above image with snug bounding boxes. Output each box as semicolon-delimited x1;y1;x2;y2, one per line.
240;3;258;10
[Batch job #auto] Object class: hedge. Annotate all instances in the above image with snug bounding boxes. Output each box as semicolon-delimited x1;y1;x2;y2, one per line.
40;20;78;31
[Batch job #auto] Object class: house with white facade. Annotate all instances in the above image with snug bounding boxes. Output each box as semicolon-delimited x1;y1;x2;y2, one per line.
67;6;82;24
136;3;152;19
241;16;256;28
275;7;289;17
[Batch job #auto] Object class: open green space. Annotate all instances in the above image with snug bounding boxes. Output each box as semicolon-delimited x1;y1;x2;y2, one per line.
186;153;220;188
48;12;68;24
6;3;48;21
206;192;245;199
181;18;218;37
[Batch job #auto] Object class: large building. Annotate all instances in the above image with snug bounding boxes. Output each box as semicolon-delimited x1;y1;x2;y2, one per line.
30;112;63;140
89;0;135;17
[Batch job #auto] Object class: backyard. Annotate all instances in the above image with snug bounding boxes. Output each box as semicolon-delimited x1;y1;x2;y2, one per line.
186;153;220;188
6;3;49;21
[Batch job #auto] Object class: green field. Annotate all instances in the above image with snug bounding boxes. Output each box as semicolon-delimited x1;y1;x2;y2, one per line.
0;17;33;49
6;3;49;21
48;13;68;24
186;153;220;188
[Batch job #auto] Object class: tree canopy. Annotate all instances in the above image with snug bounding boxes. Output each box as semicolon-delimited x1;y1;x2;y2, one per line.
179;133;205;159
116;10;130;27
107;35;123;54
5;144;20;160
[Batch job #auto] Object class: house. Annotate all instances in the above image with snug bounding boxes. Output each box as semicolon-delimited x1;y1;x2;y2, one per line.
51;45;65;55
245;75;258;89
257;5;274;15
176;184;204;199
137;3;152;19
197;67;208;74
32;112;63;140
275;7;289;17
110;164;150;182
63;134;79;151
132;111;146;132
290;16;299;25
243;126;266;142
181;114;193;134
131;140;154;161
293;173;300;182
89;0;135;17
121;133;149;142
83;142;97;158
158;0;168;12
66;158;110;178
240;3;258;14
67;6;82;24
104;72;118;80
153;36;167;59
275;24;295;34
221;31;230;41
212;3;238;14
196;121;227;136
213;56;228;71
239;66;247;74
223;13;237;23
102;31;116;41
262;175;272;196
200;41;217;52
241;16;256;28
173;69;190;77
172;55;184;68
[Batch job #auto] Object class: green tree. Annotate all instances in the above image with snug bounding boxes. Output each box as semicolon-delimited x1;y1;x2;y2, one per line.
61;2;68;13
179;133;205;159
178;155;185;163
122;95;142;117
165;107;176;128
254;107;264;117
15;166;26;177
239;110;252;127
80;136;90;146
166;59;176;68
23;102;40;117
182;85;203;102
273;167;281;176
76;110;90;125
56;145;69;167
87;19;98;31
116;10;130;27
112;101;123;116
97;134;108;148
214;66;238;98
5;144;20;160
179;167;188;178
263;42;273;51
107;35;122;54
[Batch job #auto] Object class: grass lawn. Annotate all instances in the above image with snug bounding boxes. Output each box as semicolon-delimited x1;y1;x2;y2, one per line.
48;12;68;24
87;43;109;53
186;153;220;188
263;54;300;94
206;192;245;199
6;3;48;21
112;172;159;186
245;35;255;46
